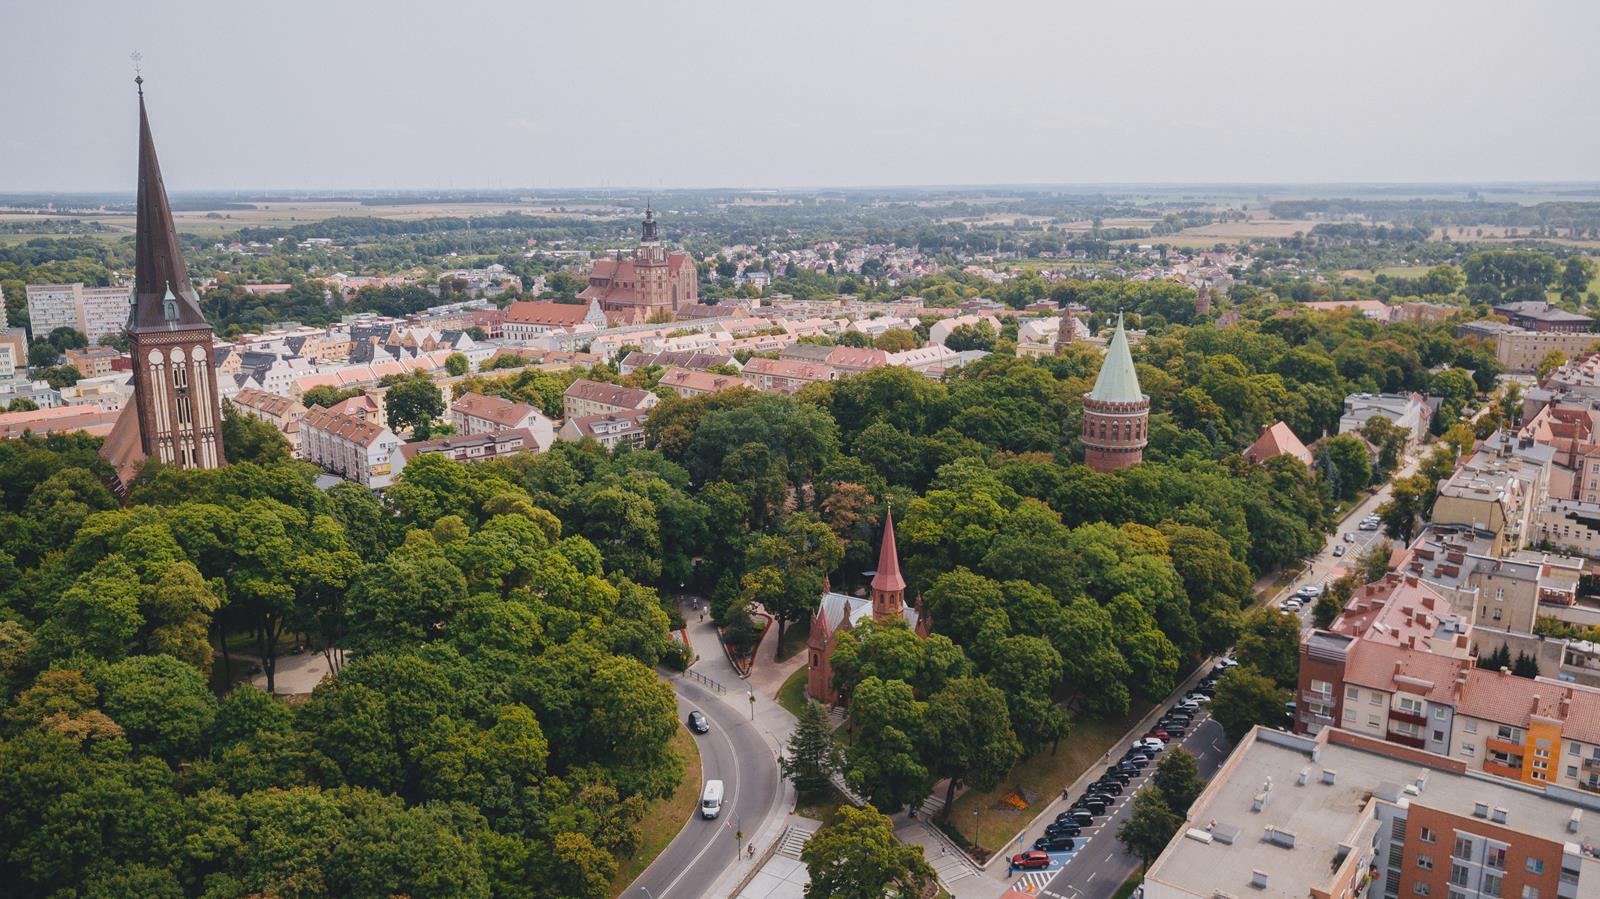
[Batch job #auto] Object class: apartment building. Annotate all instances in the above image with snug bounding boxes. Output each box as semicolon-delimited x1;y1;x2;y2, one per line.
1140;725;1600;899
398;428;540;464
556;410;648;451
561;379;658;420
741;357;835;394
300;405;405;489
230;387;308;458
449;392;554;448
63;345;122;378
1458;321;1600;374
657;367;754;398
25;283;132;344
502;299;607;342
1340;392;1434;444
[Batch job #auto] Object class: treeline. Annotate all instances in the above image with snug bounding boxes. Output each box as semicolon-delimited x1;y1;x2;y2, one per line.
1272;198;1600;232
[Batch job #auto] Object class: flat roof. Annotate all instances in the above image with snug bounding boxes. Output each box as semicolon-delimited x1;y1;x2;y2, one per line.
1145;728;1600;899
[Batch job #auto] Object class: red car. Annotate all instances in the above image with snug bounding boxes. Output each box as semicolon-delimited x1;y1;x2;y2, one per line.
1011;850;1051;870
1148;728;1170;740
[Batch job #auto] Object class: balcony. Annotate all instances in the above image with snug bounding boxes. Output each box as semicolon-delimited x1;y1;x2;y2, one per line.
1389;707;1427;726
1578;780;1600;795
1303;690;1335;705
1583;757;1600;773
1387;729;1427;750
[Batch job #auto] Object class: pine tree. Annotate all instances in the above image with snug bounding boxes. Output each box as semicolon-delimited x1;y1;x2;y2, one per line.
781;700;841;797
1478;643;1513;672
1513;651;1540;679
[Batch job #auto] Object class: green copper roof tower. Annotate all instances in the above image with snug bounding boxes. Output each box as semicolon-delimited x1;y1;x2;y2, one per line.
1088;313;1144;403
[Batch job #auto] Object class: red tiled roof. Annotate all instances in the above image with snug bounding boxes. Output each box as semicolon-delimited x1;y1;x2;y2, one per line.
303;406;388;447
1244;421;1313;465
563;378;654;410
1341;641;1467;705
451;392;540;428
870;509;906;593
504;300;593;326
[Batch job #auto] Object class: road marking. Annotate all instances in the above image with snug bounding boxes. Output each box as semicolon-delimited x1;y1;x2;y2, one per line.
1105;852;1115;862
1086;872;1097;883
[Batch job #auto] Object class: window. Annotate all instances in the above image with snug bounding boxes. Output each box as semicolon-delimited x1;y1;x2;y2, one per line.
1419;827;1437;844
1481;873;1502;898
1372;692;1384;705
1414;883;1431;897
1435;708;1448;720
1454;837;1474;860
1369;715;1382;728
1461;742;1476;757
1486;847;1506;869
1521;888;1538;899
1492;609;1503;621
1526;858;1545;875
1395;721;1424;738
1535;747;1550;758
1465;720;1479;734
1496;587;1505;602
1311;679;1332;694
1417;855;1435;870
1570;742;1580;755
1449;864;1470;887
1399;696;1425;714
1568;765;1579;778
1434;730;1446;742
1496;725;1523;742
1345;707;1358;722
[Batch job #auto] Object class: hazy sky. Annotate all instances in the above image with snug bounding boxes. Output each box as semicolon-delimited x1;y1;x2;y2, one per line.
3;0;1597;191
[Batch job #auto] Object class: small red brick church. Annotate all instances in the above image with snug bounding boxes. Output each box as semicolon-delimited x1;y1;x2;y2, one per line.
806;508;930;705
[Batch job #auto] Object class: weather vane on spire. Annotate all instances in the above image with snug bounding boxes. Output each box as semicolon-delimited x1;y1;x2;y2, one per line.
130;50;143;93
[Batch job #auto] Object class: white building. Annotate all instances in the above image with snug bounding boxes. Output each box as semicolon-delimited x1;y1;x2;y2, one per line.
300;405;406;489
449;392;554;449
25;283;132;344
1338;392;1433;443
80;286;133;344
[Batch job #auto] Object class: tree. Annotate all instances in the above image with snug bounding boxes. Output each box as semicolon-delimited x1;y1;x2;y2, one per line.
1378;474;1430;544
1512;650;1540;679
1538;350;1569;381
444;352;470;376
1234;608;1301;689
382;371;446;439
1210;666;1289;743
1317;435;1372;500
800;803;937;899
302;384;365;409
1118;788;1182;871
1152;748;1204;815
874;328;919;353
845;677;930;813
780;700;841;797
944;321;998;352
923;676;1021;818
1560;256;1597;305
221;403;292;465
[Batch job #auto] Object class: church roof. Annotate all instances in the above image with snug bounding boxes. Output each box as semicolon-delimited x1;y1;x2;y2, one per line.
870;509;906;594
1087;313;1144;403
130;85;208;334
816;592;919;636
1245;420;1313;466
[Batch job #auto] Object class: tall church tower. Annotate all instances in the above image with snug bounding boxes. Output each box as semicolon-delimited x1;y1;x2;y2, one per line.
1081;314;1149;472
870;507;907;624
101;79;225;494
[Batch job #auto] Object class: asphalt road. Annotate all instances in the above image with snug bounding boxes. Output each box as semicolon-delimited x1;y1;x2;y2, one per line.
628;677;780;899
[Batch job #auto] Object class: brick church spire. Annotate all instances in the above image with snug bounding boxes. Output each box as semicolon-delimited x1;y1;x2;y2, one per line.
101;77;226;494
870;505;906;623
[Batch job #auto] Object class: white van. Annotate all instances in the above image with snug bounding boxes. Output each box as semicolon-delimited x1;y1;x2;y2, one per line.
701;779;725;819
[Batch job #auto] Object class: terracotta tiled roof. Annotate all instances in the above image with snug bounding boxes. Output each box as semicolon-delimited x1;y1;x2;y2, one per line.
303;406;388;448
1244;421;1313;465
504;301;593;326
451;392;540;428
232;387;301;419
742;357;832;381
399;427;538;461
658;367;753;394
563;378;654;410
1341;641;1467;705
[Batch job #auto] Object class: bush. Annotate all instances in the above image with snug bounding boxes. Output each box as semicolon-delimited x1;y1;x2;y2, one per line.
662;641;692;671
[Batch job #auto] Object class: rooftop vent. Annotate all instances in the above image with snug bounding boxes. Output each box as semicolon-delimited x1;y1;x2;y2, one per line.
1415;770;1429;792
1473;803;1490;819
1297;766;1312;786
1251;870;1270;889
1264;826;1297;849
1321;769;1338;785
1185;828;1215;845
1570;809;1583;834
1492;807;1509;824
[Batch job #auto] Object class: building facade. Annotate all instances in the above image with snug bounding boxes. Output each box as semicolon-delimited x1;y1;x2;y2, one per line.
300;405;405;489
1081;314;1149;472
561;379;658;420
449;391;554;449
576;209;698;322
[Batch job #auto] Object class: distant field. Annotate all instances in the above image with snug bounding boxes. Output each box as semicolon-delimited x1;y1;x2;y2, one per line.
1339;264;1435;281
1113;217;1313;247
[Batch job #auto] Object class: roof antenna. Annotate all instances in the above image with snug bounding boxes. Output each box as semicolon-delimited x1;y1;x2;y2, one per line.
131;50;144;95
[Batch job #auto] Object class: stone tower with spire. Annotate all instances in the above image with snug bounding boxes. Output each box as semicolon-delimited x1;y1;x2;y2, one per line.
1081;313;1149;472
101;79;225;495
806;507;927;705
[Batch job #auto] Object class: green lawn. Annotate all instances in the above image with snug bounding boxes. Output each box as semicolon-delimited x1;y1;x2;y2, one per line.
793;784;852;827
778;666;811;719
611;724;702;896
943;703;1158;858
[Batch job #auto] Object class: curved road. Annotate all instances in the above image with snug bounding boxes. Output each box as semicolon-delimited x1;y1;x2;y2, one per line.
630;676;781;899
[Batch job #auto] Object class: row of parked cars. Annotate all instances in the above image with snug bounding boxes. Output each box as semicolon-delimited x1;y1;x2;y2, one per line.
1281;582;1322;614
1010;661;1230;870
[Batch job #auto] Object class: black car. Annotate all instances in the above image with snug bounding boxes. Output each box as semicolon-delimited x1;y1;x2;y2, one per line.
1102;767;1132;783
1035;834;1076;852
1164;711;1194;724
1046;819;1081;836
1061;810;1096;827
1115;762;1141;775
1074;798;1107;814
1161;725;1188;738
1090;779;1123;795
687;710;710;734
1084;791;1117;805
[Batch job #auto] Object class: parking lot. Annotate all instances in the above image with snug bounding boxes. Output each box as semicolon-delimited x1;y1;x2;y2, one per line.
1008;664;1234;896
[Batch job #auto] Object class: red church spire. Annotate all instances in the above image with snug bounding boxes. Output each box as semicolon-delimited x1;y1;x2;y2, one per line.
871;505;906;594
131;79;207;332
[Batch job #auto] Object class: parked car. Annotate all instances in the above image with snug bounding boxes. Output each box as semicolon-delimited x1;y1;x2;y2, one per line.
1135;737;1165;752
1332;545;1347;557
1120;755;1149;770
1084;793;1117;807
1101;769;1132;785
1344;532;1355;543
1072;800;1106;815
687;710;710;734
1035;834;1077;852
1165;709;1193;722
1147;728;1170;741
1160;725;1188;738
1061;810;1096;827
1359;519;1380;531
1281;599;1302;612
1011;850;1051;870
1186;694;1211;705
1048;817;1082;834
1090;779;1123;795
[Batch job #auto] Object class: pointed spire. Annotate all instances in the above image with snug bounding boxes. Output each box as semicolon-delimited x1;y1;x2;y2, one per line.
132;84;207;332
1088;312;1144;403
870;505;906;594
